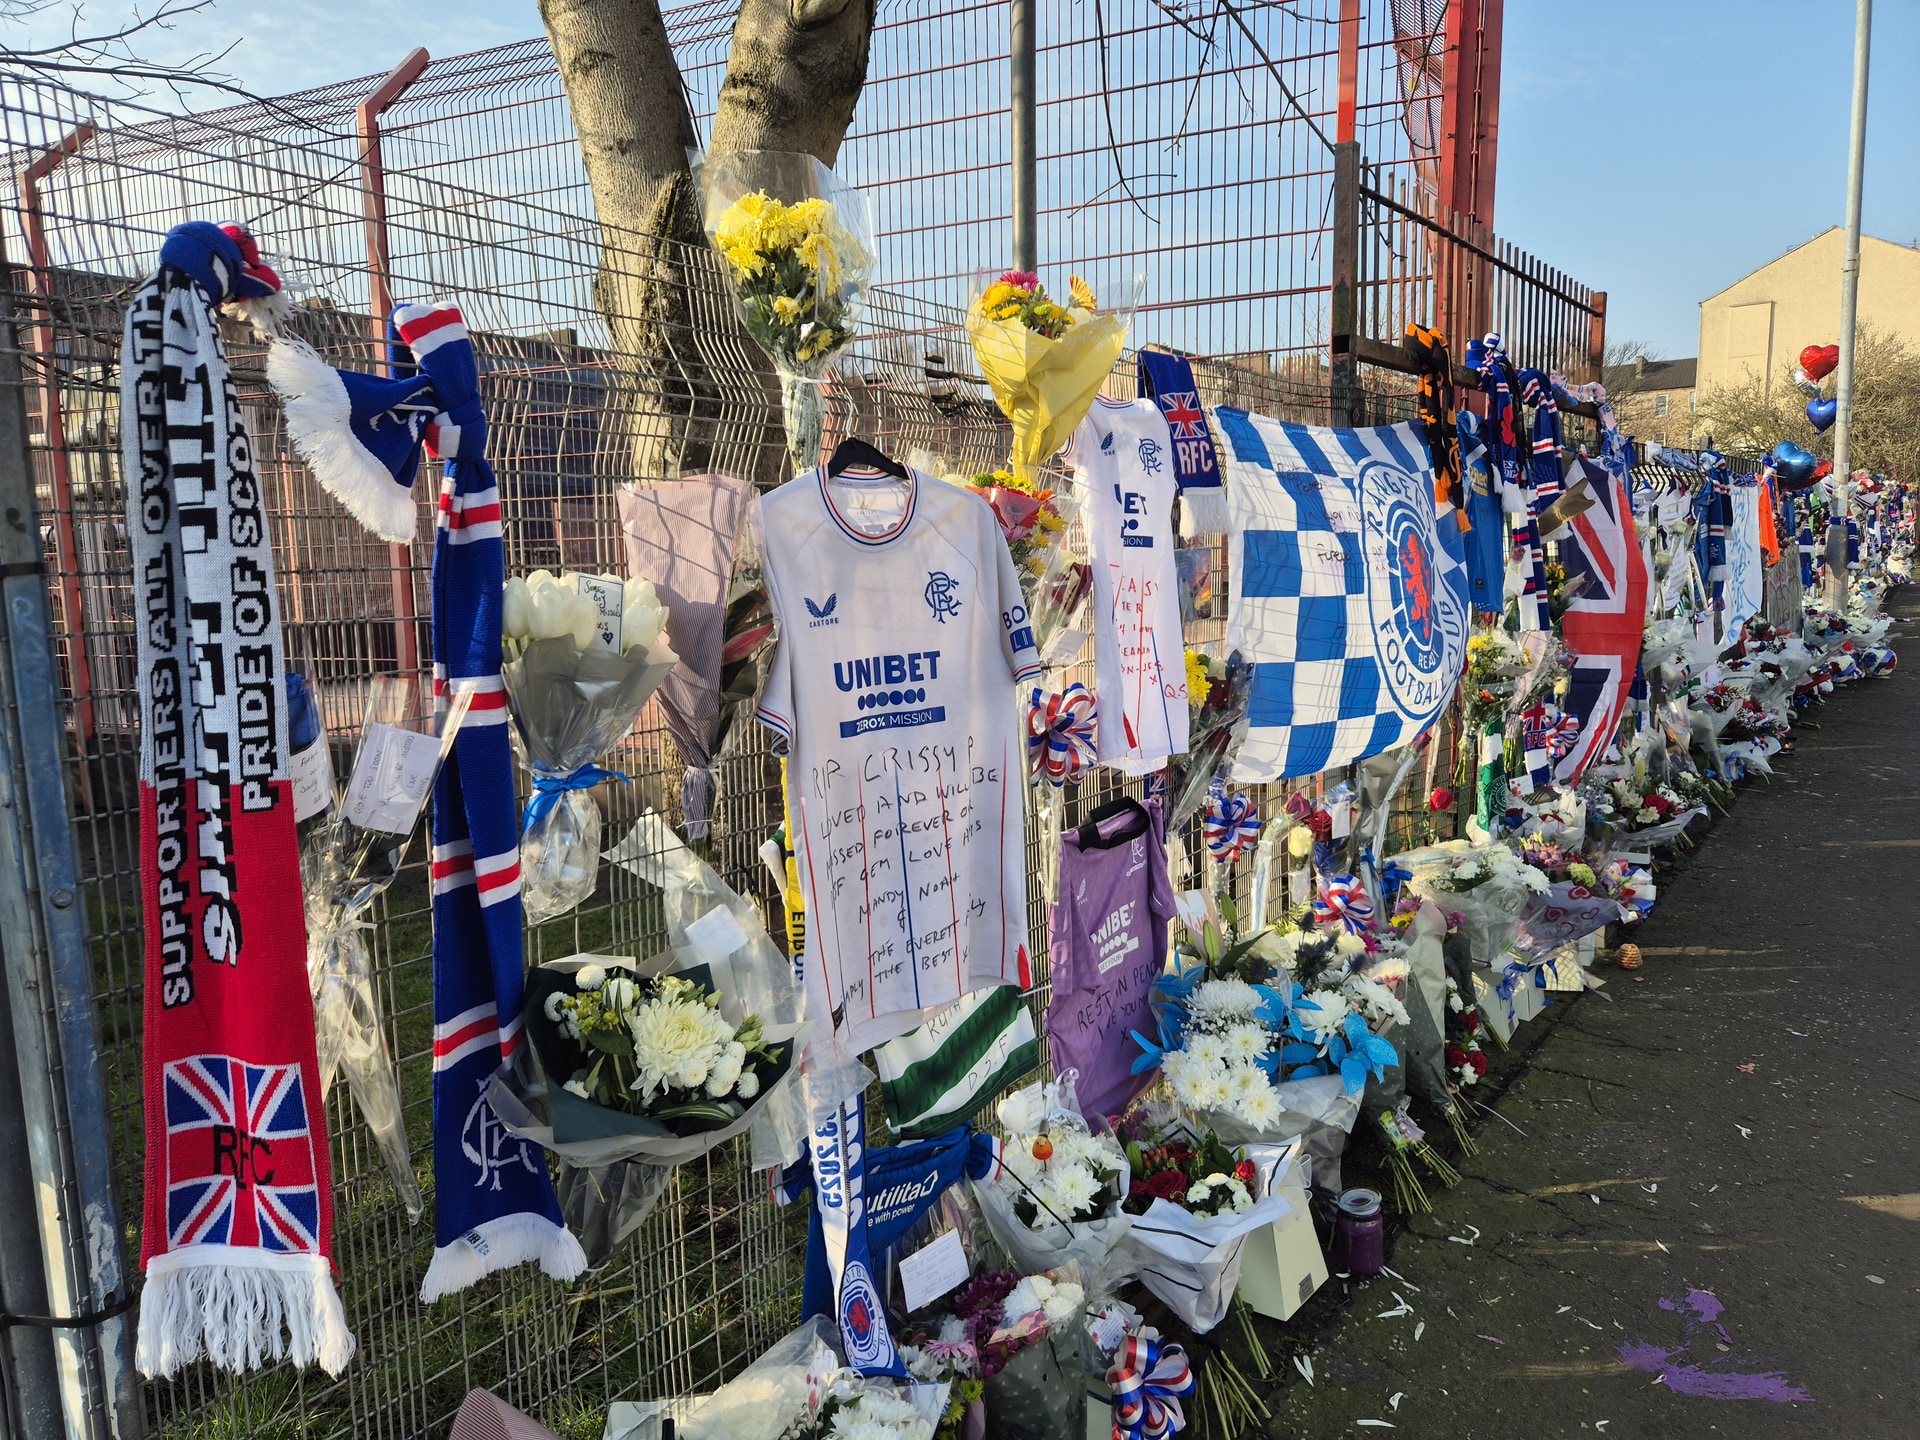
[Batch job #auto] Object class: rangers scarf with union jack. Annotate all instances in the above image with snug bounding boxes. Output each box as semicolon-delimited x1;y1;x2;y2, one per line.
123;223;353;1377
403;303;585;1301
1137;347;1230;534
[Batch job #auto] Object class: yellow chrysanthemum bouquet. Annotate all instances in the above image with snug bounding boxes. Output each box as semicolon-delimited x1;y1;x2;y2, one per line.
699;152;875;470
966;269;1137;480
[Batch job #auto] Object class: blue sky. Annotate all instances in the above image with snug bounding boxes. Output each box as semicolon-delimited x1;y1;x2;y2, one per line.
11;0;1916;361
1495;0;1920;360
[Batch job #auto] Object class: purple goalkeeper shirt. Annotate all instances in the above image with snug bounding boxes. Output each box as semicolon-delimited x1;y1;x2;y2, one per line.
1045;796;1175;1120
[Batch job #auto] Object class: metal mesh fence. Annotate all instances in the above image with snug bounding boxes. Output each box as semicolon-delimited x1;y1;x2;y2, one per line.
0;8;1588;1435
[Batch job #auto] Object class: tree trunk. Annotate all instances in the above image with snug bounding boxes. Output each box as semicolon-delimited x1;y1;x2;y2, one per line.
710;0;876;164
540;0;878;486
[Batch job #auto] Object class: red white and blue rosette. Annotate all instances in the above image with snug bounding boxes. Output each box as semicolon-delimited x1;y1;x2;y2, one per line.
1025;682;1098;786
1202;785;1260;863
1313;873;1375;934
1106;1331;1195;1439
1543;705;1581;760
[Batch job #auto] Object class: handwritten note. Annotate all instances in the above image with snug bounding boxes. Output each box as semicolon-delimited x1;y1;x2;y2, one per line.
803;735;1000;1022
898;1228;970;1312
290;737;334;823
575;573;624;651
342;722;441;834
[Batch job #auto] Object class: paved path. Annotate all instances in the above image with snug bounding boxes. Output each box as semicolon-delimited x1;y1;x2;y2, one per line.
1262;587;1919;1438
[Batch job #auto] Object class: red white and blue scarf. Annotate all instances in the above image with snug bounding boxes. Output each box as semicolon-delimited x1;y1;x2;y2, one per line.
124;222;353;1377
403;302;585;1300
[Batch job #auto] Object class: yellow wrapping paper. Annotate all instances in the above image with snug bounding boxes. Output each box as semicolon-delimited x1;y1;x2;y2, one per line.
967;309;1129;480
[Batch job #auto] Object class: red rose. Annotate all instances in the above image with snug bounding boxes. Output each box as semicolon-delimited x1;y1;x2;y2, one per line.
1469;1051;1488;1076
1429;786;1454;812
1307;811;1333;840
1141;1171;1186;1202
1463;1011;1480;1033
1445;1045;1468;1068
1234;1160;1256;1183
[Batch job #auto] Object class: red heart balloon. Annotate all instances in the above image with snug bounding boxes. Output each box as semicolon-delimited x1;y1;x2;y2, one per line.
1800;344;1839;381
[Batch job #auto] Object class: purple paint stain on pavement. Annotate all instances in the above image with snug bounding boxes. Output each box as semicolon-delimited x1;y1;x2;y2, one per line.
1684;1289;1724;1324
1616;1342;1815;1403
1660;1288;1733;1343
1626;1290;1811;1402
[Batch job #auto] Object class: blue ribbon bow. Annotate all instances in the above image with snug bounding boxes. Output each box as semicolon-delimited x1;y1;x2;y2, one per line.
523;764;630;834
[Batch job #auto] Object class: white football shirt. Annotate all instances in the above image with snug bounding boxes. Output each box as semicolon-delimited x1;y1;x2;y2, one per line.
756;466;1042;1053
1068;397;1190;773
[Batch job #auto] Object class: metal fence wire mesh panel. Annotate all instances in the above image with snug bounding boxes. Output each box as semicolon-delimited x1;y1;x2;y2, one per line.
0;7;1593;1435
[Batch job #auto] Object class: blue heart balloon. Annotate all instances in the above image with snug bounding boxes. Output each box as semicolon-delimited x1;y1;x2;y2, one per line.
1770;440;1818;489
1806;397;1837;433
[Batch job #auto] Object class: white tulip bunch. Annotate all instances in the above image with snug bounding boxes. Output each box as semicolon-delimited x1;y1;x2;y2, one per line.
501;570;674;662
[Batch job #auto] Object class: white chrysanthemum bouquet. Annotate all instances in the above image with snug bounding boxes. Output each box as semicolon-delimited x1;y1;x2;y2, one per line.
971;1076;1134;1293
675;1317;944;1440
500;569;679;922
999;1125;1127;1233
504;956;807;1181
540;965;783;1122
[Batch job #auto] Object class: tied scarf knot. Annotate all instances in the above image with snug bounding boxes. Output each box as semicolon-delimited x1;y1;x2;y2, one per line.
1106;1332;1194;1439
1202;785;1259;863
1026;683;1097;786
1313;874;1374;934
523;765;630;834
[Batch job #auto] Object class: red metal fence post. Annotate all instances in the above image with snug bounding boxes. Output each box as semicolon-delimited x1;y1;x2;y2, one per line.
357;48;431;677
1335;0;1360;145
1589;291;1608;385
17;124;97;787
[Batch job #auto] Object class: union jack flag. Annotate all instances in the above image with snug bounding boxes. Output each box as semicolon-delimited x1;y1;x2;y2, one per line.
1158;390;1207;440
1556;456;1649;782
163;1055;321;1253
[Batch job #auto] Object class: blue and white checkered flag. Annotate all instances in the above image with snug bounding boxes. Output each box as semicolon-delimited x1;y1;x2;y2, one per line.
1214;410;1470;781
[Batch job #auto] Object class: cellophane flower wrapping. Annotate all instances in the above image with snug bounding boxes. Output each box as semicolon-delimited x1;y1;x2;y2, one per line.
1112;1111;1302;1332
604;808;826;1163
978;1318;1084;1440
501;571;679;923
299;674;470;1219
1399;838;1549;967
965;269;1135;481
1165;648;1253;830
970;1076;1135;1298
698;150;876;471
678;1316;947;1440
951;468;1089;658
923;1265;1087;1440
488;952;808;1265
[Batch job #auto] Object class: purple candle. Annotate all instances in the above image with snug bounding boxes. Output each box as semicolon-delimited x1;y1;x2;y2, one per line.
1336;1188;1385;1278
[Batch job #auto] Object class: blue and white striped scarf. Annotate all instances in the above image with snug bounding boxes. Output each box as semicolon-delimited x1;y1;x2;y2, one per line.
406;303;584;1301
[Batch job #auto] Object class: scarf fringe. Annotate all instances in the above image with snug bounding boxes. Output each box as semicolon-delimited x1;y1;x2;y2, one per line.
267;336;419;543
136;1249;354;1379
418;1213;588;1304
1178;483;1231;539
226;290;295;337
